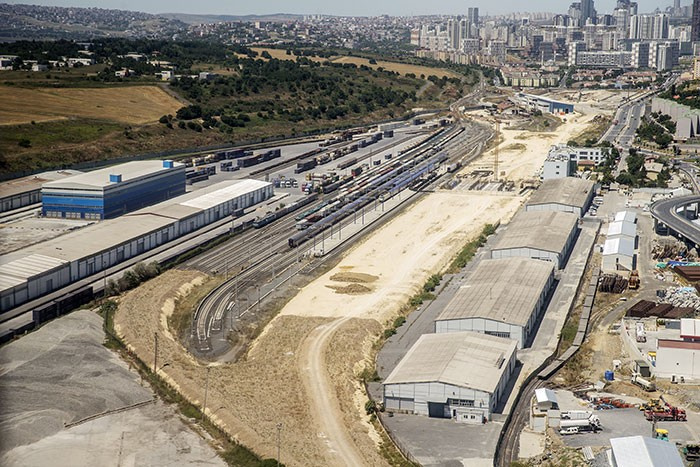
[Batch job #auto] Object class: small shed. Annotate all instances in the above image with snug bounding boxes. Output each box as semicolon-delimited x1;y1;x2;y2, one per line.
534;387;559;411
634;359;651;378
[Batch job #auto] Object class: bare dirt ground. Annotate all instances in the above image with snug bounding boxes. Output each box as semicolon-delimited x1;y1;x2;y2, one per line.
114;191;523;466
464;89;625;183
0;85;182;125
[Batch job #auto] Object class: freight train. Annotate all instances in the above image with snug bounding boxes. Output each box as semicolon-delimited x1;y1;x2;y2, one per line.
252;193;319;228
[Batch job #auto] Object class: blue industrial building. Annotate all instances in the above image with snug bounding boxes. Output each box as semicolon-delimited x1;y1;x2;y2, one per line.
41;160;186;220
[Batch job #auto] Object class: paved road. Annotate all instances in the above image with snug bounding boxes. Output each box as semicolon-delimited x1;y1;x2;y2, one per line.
650;194;700;247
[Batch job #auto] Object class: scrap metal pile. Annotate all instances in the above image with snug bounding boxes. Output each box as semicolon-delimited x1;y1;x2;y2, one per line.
659;286;700;311
652;238;690;261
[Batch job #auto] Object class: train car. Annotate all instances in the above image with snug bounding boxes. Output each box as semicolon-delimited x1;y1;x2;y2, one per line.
237;154;262;168
337;158;357;170
295;159;317;174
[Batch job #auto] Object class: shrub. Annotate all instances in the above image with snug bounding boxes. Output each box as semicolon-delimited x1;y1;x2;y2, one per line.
18;138;31;148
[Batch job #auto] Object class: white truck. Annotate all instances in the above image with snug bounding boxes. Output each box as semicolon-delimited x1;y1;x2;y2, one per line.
561;410;593;420
559;414;602;432
632;374;656;392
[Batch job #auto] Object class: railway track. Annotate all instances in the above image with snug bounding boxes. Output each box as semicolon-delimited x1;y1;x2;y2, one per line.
189;121;494;354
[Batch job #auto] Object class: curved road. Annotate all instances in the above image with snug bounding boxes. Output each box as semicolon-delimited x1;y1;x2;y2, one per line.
650;195;700;247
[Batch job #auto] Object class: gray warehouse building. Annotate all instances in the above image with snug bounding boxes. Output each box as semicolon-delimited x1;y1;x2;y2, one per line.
0;179;273;315
490;210;579;269
41;160;186;220
435;258;555;348
526;177;595;217
383;331;517;422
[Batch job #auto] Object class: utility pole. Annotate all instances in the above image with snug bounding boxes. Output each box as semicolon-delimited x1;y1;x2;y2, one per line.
153;333;158;374
493;119;500;182
203;366;211;419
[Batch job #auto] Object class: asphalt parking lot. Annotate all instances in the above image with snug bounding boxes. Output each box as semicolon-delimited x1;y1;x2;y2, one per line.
560;407;695;448
381;412;503;466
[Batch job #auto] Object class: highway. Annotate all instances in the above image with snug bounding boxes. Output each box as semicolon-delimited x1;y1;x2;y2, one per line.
650;195;700;248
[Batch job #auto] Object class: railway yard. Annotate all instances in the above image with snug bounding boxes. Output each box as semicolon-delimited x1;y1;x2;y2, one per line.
6;83;700;467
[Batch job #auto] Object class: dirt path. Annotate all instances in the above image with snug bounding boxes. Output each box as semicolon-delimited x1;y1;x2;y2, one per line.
300;316;365;466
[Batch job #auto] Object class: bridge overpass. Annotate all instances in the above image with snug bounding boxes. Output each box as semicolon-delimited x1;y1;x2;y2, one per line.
650;195;700;248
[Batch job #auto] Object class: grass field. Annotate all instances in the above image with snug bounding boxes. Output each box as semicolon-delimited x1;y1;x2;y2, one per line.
330;56;460;79
0;85;181;125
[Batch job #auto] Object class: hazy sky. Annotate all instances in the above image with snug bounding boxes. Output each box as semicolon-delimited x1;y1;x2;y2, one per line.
5;0;675;16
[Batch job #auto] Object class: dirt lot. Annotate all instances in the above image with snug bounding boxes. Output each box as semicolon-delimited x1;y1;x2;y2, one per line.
0;85;182;125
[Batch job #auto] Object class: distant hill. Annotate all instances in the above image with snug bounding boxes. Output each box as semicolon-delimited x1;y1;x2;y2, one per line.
0;3;186;41
159;12;305;24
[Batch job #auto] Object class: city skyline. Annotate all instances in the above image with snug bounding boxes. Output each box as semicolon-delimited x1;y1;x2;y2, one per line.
1;0;678;16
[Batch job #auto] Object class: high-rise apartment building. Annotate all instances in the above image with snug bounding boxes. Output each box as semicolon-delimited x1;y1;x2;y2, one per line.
693;0;700;42
467;7;479;38
581;0;597;25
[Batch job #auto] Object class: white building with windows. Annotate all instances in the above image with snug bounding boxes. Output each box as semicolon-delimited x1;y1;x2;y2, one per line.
383;331;517;422
435;258;555;348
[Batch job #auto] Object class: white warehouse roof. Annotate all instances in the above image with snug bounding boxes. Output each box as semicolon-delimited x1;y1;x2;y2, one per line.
609;436;683;467
614;211;637;224
437;258;554;327
180;179;270;210
383;331;517;394
535;388;558;405
603;237;635;257
42;160;183;190
607;220;636;239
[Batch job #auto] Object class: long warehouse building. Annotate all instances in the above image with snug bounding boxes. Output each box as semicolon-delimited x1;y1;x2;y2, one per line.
383;331;517;422
526;177;595;217
434;258;555;348
490;210;578;269
41;160;186;220
0;179;273;315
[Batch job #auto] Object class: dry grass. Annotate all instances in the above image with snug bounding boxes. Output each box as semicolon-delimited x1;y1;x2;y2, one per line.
250;47;329;63
0;85;182;125
330;56;460;79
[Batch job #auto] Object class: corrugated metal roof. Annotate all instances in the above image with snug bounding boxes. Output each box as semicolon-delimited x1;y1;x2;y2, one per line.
436;258;554;326
0;170;82;198
180;179;271;210
680;318;700;339
41;161;183;190
615;211;637;223
0;254;69;290
607;220;636;238
603;237;635;257
383;331;517;394
527;177;594;209
491;210;578;254
610;436;683;467
535;387;558;404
